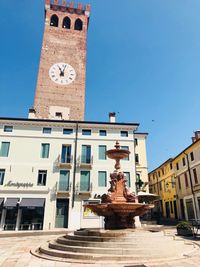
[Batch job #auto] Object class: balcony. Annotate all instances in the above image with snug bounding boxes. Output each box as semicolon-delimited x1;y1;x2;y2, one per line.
57;181;71;197
78;155;93;169
76;182;92;196
56;155;73;169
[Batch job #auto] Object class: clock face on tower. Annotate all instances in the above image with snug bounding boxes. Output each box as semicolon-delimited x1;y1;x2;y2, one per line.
49;62;76;85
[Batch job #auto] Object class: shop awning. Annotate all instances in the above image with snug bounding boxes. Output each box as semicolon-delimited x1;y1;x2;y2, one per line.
19;198;45;208
0;198;4;205
4;198;19;207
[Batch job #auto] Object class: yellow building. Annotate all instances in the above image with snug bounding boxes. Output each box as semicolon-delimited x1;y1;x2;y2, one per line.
148;159;178;220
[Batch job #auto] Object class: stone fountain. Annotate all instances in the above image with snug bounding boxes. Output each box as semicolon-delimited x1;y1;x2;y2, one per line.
84;141;153;229
33;141;199;264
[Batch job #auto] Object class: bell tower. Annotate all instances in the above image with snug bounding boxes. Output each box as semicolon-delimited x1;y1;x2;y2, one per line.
30;0;90;121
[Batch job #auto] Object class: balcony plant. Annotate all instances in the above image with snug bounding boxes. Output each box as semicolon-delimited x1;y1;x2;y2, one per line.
176;221;193;236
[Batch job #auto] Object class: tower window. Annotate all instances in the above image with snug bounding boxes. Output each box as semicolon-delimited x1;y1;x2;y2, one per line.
50;14;59;27
74;18;83;31
62;16;71;29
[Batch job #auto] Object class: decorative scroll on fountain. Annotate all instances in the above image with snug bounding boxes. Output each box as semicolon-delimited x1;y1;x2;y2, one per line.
84;141;153;229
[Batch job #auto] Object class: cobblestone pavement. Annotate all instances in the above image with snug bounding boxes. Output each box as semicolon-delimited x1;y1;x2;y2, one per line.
0;229;200;267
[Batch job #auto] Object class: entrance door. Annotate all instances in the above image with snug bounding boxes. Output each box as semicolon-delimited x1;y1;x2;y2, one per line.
55;199;69;228
165;202;170;218
173;200;178;219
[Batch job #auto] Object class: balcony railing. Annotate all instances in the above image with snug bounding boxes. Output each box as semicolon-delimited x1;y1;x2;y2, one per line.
56;155;73;168
76;182;92;195
78;155;93;169
58;181;70;192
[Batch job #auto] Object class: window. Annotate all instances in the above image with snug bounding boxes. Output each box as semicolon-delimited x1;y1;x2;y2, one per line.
121;146;129;160
178;176;181;190
62;16;71;29
193;168;198;184
190;152;194;161
185;172;188;188
80;171;90;191
135;154;139;164
82;129;91;136
4;126;13;132
159;181;162;191
134;138;138;146
50;14;59;27
61;145;71;163
59;170;70;191
0;169;5;185
63;128;73;135
162;168;164;175
176;163;179;170
158;171;160;177
41;144;50;158
182;157;186;166
37;170;47;186
120;131;128;137
99;145;106;160
0;142;10;157
99;130;107;136
98;171;107;187
170;163;173;170
43;127;51;134
74;18;83;31
81;145;91;163
124;172;130;187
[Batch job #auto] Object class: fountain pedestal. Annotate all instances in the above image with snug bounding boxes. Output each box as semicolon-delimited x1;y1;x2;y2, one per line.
84;141;153;229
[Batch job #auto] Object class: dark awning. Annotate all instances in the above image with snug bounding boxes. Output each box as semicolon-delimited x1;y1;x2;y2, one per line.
0;198;4;206
4;198;19;207
19;198;45;208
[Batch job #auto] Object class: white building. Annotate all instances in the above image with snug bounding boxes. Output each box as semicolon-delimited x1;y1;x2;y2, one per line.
0;116;148;230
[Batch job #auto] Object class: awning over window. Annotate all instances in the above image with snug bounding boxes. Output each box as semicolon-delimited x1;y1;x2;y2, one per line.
4;198;19;207
0;198;4;206
19;198;45;208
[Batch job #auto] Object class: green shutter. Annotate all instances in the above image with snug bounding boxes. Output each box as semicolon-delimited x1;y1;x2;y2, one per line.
98;171;107;187
99;145;106;160
41;144;50;158
59;170;70;191
80;171;90;191
0;142;10;157
124;172;130;187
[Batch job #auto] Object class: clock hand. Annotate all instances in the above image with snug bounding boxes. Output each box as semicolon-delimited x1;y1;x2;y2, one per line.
62;64;67;73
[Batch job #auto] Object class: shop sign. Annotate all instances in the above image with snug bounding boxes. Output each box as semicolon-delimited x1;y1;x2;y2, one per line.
4;180;34;188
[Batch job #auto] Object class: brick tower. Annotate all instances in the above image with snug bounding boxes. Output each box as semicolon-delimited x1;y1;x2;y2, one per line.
30;0;90;121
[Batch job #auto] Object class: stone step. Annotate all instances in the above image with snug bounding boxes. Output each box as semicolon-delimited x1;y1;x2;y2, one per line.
49;240;183;256
65;232;172;243
39;243;183;261
57;236;181;248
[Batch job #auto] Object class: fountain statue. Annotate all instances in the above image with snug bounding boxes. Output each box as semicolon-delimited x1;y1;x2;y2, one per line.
84;141;153;229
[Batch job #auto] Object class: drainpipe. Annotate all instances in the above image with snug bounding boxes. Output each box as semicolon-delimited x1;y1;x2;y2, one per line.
72;122;78;208
184;152;198;219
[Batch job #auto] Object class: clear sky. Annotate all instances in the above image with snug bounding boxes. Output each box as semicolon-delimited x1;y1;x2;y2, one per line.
0;0;200;171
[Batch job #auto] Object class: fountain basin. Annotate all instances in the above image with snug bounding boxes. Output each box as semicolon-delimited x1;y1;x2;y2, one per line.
84;202;154;229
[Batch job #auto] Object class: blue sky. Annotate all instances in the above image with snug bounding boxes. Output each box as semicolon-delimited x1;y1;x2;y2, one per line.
0;0;200;171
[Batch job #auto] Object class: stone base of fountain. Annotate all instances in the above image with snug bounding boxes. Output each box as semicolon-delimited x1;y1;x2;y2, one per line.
32;227;199;264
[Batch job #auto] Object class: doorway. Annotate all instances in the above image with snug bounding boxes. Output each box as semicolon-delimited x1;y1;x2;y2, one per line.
55;199;69;228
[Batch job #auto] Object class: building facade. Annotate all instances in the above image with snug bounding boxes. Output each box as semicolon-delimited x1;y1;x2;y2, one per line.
149;159;177;221
173;133;200;221
149;131;200;222
0;117;148;231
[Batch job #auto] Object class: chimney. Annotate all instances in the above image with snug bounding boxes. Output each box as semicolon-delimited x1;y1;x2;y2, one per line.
192;137;197;143
109;112;116;123
195;131;200;140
